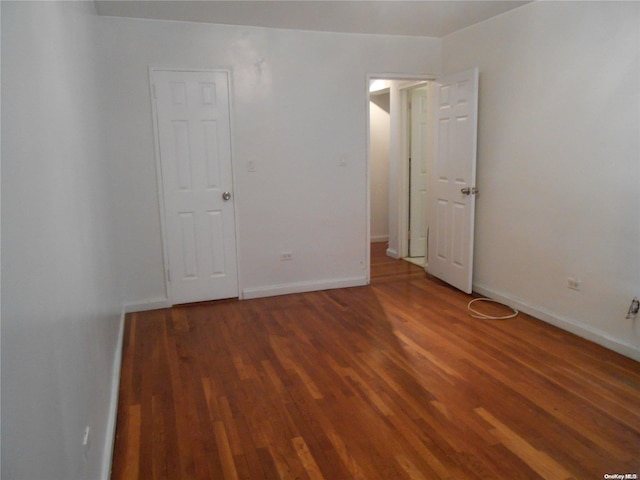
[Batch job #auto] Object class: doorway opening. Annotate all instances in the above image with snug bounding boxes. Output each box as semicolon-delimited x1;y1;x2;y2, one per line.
367;75;434;273
367;69;479;293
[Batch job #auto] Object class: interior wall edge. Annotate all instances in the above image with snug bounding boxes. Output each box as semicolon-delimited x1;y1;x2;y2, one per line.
100;308;127;480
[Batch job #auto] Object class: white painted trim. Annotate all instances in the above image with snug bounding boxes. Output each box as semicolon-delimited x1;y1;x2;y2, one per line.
473;283;640;362
399;80;429;91
242;276;367;300
365;75;372;285
100;307;126;480
398;87;410;259
124;297;172;313
386;248;400;259
371;235;389;243
367;73;437;82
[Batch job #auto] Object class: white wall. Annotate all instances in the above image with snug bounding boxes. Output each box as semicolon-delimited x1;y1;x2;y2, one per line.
1;2;123;479
99;17;441;303
369;91;391;242
443;1;640;359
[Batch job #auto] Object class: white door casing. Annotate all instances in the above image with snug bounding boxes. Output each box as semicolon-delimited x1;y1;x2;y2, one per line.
152;69;239;304
427;68;479;294
409;86;429;258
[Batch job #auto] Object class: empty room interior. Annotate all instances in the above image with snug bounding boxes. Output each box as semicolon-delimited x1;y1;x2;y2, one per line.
2;1;639;479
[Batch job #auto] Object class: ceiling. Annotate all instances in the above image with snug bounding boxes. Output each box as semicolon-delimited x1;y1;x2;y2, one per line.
94;1;531;38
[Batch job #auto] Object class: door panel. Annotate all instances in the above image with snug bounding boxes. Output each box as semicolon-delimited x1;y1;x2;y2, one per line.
427;69;478;294
153;69;238;304
178;212;197;278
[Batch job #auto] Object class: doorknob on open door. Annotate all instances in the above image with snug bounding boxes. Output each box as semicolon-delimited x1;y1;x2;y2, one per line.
222;191;231;201
461;187;479;196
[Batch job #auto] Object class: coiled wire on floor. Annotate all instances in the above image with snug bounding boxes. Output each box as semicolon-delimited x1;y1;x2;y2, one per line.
467;297;519;320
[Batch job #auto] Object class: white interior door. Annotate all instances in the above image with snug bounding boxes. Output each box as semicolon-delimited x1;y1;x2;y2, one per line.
409;86;429;258
152;69;238;304
427;68;479;294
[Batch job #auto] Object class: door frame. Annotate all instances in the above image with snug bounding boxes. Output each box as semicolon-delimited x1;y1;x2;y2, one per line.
148;66;241;305
365;73;435;276
403;81;431;262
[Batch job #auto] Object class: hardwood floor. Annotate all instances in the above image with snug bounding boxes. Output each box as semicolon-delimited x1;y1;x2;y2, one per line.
111;243;640;479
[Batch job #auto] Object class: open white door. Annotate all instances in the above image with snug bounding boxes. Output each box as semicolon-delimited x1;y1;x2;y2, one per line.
152;69;239;304
409;86;429;258
427;68;479;294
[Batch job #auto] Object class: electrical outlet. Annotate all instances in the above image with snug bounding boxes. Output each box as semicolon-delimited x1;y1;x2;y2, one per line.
247;160;256;172
626;297;639;319
567;277;581;291
82;426;91;461
280;252;293;261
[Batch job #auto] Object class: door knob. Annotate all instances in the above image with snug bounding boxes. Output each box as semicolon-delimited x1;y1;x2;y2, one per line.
222;191;231;201
460;187;478;196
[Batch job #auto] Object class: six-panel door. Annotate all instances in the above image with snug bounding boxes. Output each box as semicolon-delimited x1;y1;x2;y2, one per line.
428;68;479;294
153;70;238;304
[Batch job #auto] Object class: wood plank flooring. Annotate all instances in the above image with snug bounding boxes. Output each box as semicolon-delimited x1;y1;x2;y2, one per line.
111;243;640;479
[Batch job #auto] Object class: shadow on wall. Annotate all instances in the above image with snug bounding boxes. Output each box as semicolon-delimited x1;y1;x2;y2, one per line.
370;92;390;114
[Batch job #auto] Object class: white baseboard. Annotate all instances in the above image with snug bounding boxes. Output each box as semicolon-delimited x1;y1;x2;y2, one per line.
473;283;640;362
124;297;171;313
371;235;389;243
386;248;400;259
101;307;126;480
242;276;368;300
